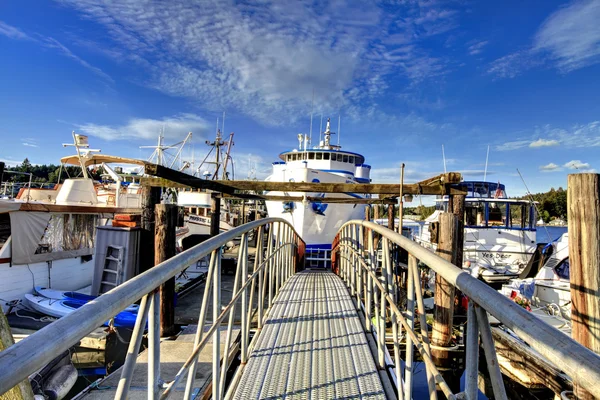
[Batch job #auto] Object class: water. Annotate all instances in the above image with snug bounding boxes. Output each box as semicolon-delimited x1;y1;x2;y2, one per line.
536;225;568;244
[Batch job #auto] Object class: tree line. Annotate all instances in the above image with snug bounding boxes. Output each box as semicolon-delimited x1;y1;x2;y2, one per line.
0;158;103;185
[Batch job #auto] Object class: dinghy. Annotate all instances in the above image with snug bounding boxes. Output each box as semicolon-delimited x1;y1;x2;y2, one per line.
23;294;139;328
34;287;139;312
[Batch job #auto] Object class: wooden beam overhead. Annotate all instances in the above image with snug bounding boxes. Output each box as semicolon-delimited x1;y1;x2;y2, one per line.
142;163;465;196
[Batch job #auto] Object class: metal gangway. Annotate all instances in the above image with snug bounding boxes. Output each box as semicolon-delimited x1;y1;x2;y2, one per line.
1;218;600;400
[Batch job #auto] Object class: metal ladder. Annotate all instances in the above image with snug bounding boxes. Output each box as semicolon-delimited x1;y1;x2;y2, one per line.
99;245;125;294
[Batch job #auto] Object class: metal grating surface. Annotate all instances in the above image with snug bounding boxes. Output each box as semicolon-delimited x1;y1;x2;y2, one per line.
234;270;385;399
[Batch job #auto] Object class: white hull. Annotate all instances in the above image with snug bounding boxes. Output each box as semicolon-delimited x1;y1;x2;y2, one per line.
265;168;366;247
1;257;94;313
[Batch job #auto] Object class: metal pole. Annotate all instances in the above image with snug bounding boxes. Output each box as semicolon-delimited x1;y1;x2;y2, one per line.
241;235;249;364
465;300;479;400
183;250;217;400
476;305;508;400
366;229;374;333
404;252;415;399
148;290;160;400
115;294;151;400
212;250;222;400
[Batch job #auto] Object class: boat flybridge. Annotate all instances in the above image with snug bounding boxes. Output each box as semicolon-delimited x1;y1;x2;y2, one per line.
415;181;538;284
265;118;371;267
0;133;146;312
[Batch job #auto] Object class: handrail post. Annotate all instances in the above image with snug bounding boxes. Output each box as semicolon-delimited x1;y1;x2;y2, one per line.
365;228;374;333
465;299;479;400
404;250;415;399
267;223;274;308
476;305;508;400
212;249;222;400
148;290;161;400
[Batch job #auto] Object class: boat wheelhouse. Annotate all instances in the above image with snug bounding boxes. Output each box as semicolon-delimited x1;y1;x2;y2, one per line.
265;118;370;267
416;181;538;284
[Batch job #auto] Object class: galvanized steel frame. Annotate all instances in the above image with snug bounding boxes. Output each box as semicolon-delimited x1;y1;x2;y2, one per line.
0;218;303;400
336;220;600;400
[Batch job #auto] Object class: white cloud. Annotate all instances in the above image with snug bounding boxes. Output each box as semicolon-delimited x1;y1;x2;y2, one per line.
495;140;531;151
540;162;562;172
56;0;461;123
564;160;590;170
22;142;39;148
487;50;543;79
534;0;600;72
529;138;559;148
76;113;209;141
0;21;30;40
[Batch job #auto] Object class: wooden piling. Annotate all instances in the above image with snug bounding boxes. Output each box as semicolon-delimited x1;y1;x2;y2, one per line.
568;173;600;400
210;194;221;237
432;212;458;367
0;310;34;400
387;204;394;230
140;186;161;274
155;204;178;337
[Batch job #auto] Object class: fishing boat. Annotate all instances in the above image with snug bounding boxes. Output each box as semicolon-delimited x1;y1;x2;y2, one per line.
265;118;370;267
414;181;538;284
0;133;145;312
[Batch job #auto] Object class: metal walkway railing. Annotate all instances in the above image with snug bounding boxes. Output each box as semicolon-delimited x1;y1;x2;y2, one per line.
232;270;385;399
335;220;600;400
0;218;303;400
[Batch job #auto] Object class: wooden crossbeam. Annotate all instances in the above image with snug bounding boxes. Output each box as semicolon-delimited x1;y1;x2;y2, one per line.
221;193;397;205
143;163;465;196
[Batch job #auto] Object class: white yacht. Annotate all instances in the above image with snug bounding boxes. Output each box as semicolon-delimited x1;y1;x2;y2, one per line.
414;181;538;284
265;118;371;267
0;134;144;312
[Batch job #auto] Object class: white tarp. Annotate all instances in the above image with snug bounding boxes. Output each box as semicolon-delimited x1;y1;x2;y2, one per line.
9;212;51;264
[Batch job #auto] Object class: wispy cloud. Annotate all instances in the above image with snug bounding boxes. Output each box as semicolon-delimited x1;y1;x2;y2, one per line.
488;0;600;78
564;160;590;170
540;162;562;172
467;40;488;55
496;120;600;150
529;138;559;148
56;0;462;123
75;113;209;141
0;20;112;83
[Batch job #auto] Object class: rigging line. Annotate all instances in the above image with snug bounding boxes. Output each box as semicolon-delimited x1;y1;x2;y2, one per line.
516;168;551;241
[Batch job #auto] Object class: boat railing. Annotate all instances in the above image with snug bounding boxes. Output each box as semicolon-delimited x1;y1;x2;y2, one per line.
335;219;600;399
0;217;304;400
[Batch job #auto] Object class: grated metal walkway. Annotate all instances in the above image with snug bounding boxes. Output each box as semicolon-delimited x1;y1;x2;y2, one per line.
234;270;385;399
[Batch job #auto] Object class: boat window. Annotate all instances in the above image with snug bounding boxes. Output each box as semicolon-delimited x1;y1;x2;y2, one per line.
331;154;337;161
508;202;533;229
316;152;323;160
294;154;299;161
0;214;10;250
308;152;315;160
348;156;354;164
465;202;486;226
487;202;506;226
323;153;330;160
343;155;348;163
555;258;569;280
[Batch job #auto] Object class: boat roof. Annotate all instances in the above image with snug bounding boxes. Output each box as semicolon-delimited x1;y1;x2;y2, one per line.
60;154;146;167
279;149;365;164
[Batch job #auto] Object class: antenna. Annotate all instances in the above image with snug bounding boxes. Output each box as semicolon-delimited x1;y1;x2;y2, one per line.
216;117;219;135
441;145;447;173
309;89;314;146
483;145;490;181
337;115;341;146
319;115;323;143
222;111;225;133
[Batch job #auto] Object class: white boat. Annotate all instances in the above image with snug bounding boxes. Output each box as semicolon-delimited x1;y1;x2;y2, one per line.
0;133;146;313
501;232;570;325
414;181;538;284
265;118;370;267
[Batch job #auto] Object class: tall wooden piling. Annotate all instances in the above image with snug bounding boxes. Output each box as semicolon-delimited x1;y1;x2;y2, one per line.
432;213;459;367
140;187;161;274
387;204;394;230
155;204;178;337
568;173;600;400
0;310;34;400
210;194;221;237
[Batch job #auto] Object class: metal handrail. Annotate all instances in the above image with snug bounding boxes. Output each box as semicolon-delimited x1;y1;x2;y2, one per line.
336;219;600;399
0;217;303;398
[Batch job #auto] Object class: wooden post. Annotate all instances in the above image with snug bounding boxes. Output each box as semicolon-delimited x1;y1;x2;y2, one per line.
432;213;458;367
241;202;246;226
155;204;178;337
387;204;394;230
140;186;161;274
210;194;221;237
0;310;34;400
451;194;465;268
568;173;600;400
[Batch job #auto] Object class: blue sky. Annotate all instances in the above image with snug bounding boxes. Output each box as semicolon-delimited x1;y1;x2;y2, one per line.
1;0;599;198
